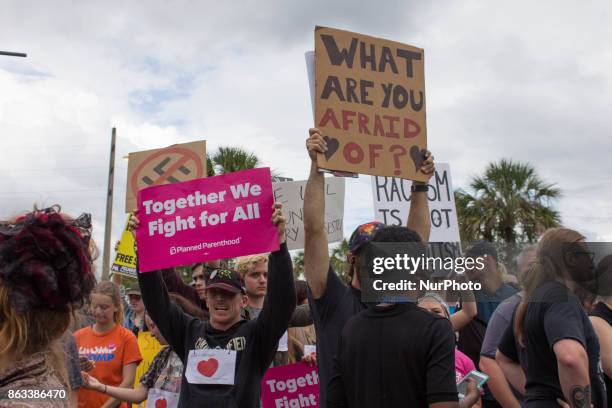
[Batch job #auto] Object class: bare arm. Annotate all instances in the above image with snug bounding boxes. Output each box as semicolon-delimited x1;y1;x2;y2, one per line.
82;371;148;404
406;151;435;245
479;356;521;408
99;363;138;408
450;278;477;331
303;128;330;299
553;339;591;408
495;350;526;396
590;316;612;378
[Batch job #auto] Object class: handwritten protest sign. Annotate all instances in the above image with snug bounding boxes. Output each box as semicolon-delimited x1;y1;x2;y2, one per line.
314;26;427;181
261;362;320;408
111;214;137;278
371;163;461;270
135;168;278;272
126;141;206;212
371;163;460;241
273;177;345;250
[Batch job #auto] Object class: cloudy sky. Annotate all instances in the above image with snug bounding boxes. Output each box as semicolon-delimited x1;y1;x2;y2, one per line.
1;1;611;275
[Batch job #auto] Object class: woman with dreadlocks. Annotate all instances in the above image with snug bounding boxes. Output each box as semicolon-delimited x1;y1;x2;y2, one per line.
0;206;97;407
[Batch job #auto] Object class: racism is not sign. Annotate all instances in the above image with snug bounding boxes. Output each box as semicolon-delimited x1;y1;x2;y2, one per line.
314;26;427;181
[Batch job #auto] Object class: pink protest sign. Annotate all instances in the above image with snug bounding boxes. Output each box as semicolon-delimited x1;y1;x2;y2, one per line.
136;167;278;272
261;362;320;408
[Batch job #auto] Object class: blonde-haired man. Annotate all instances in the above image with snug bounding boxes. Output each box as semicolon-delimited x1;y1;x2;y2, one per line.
235;253;270;319
235;253;312;367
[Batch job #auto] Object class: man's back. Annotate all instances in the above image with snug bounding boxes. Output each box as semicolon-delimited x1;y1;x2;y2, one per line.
327;303;458;408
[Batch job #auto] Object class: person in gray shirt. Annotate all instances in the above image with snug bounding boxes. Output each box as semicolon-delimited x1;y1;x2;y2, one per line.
479;245;536;408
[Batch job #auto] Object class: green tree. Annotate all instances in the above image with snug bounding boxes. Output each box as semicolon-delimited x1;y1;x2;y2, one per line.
330;238;351;284
455;159;561;245
293;251;305;279
210;147;260;175
206;156;215;177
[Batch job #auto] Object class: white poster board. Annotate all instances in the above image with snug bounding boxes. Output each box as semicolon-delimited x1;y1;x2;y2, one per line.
371;163;460;243
273;177;345;250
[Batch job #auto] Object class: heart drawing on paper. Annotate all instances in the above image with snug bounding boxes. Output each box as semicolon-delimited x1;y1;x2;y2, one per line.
323;136;340;161
409;145;427;172
155;399;167;408
197;358;219;377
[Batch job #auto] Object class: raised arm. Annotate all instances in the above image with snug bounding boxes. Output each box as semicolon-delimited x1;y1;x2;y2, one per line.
303;128;330;299
407;151;435;245
137;269;194;362
254;203;297;364
160;267;203;309
132;215;194;362
450;279;477;331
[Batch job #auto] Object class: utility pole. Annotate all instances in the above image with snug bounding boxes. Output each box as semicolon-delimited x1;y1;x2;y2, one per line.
101;128;116;281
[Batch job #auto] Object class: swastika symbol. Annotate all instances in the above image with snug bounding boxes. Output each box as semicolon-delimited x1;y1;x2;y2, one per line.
141;157;192;185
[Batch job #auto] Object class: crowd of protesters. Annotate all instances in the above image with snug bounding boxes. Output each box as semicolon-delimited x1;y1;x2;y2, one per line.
0;128;609;408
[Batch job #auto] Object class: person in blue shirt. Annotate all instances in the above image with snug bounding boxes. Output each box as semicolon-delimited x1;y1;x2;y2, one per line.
458;241;518;367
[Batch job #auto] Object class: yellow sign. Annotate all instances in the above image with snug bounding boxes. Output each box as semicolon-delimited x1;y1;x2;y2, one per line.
111;214;138;278
133;331;163;408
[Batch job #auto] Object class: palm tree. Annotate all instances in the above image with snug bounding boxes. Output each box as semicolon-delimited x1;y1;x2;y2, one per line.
455;159;561;245
330;238;351;283
206;156;215;177
210;147;260;175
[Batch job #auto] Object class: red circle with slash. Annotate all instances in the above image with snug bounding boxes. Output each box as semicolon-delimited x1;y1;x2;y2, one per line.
131;147;205;196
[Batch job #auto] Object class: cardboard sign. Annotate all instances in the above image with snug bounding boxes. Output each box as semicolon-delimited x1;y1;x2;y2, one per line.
314;26;427;181
185;349;236;385
146;389;179;408
261;362;320;408
111;214;138;278
371;163;460;243
136;168;278;272
126;141;206;212
133;332;162;408
273;177;345;250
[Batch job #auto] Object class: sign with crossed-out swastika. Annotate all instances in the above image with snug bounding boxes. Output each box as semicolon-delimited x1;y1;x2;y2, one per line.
125;141;206;212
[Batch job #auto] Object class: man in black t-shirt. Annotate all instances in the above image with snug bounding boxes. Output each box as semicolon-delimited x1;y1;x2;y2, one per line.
497;281;606;407
303;128;435;406
496;236;607;408
327;302;459;408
